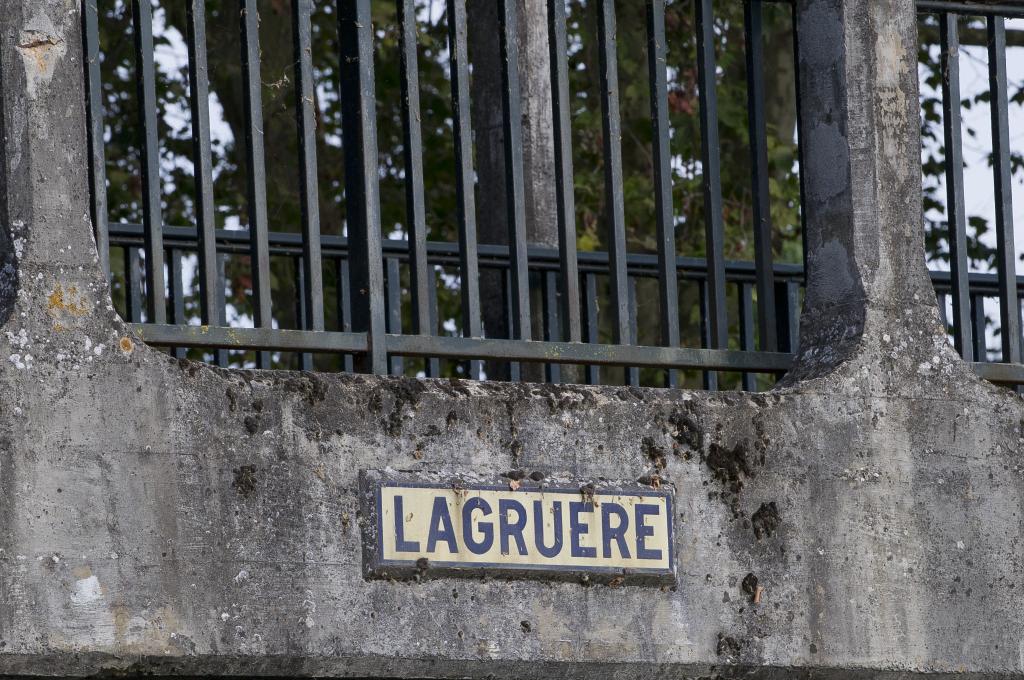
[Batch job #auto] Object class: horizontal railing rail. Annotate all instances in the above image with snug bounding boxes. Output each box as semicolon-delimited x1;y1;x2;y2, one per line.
109;222;1024;295
917;1;1024;19
133;325;796;373
107;223;807;283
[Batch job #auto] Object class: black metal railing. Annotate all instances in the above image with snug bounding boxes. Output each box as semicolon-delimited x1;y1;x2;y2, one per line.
80;0;1024;390
81;0;803;390
918;1;1024;383
108;221;805;385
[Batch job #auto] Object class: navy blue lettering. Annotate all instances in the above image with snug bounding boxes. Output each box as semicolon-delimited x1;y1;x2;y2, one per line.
393;495;420;552
534;500;563;558
601;502;631;559
426;496;458;553
635;503;663;560
462;497;494;554
569;501;596;558
498;499;528;555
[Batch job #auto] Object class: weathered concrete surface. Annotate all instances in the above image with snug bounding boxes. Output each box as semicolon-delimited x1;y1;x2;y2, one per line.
0;0;1023;677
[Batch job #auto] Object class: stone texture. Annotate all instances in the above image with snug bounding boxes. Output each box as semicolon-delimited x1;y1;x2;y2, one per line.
0;0;1023;678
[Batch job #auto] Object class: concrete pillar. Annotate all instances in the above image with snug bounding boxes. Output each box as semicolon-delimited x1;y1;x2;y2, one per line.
0;2;111;313
790;0;944;381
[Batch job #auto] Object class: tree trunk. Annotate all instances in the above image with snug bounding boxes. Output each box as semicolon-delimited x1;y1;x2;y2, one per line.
469;0;558;382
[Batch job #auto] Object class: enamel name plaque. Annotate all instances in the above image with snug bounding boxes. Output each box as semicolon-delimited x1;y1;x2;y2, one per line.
359;472;675;586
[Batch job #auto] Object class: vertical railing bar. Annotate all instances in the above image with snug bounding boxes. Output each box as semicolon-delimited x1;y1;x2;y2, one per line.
339;259;355;373
185;0;219;326
215;253;229;367
972;294;987;363
939;12;972;360
296;258;313;370
240;0;272;368
699;281;718;391
596;0;632;349
397;0;433;342
339;0;387;374
626;277;640;386
82;0;110;280
505;269;521;382
583;273;600;385
498;0;533;342
744;0;778;353
386;257;404;376
132;0;166;324
987;16;1020;364
786;280;801;353
740;282;757;391
396;14;440;381
426;271;441;377
446;0;483;380
937;291;949;332
695;0;727;352
646;0;680;389
791;0;809;284
774;279;790;353
547;0;582;343
169;249;186;359
293;0;326;336
1019;295;1024;366
544;271;562;384
126;248;143;324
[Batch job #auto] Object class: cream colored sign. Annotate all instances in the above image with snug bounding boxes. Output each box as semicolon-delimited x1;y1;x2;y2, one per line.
374;483;673;575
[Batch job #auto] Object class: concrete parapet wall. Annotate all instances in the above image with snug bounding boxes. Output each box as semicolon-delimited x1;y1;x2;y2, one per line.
0;0;1022;677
